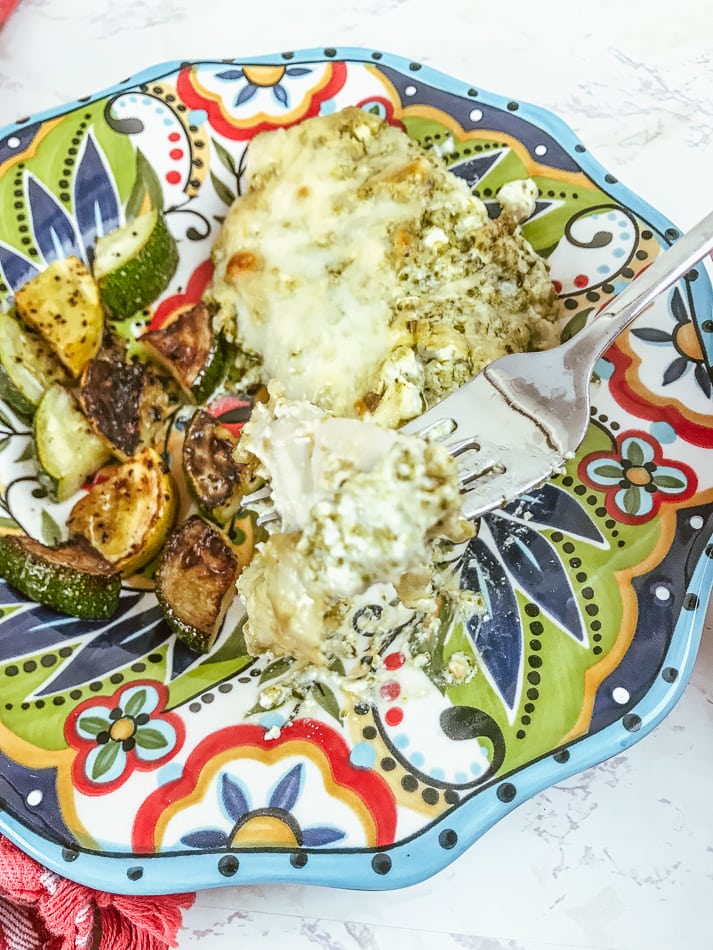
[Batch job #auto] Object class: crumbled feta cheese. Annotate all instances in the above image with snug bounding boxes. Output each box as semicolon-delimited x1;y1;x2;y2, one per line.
237;393;473;666
497;178;538;224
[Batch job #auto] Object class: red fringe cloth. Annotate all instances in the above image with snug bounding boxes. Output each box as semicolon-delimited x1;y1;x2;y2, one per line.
0;0;20;27
0;836;194;950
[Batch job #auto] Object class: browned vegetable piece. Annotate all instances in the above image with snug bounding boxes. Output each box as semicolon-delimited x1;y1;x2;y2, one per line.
140;302;226;403
14;256;103;378
0;531;121;620
80;348;147;458
67;447;177;577
138;364;184;451
155;515;240;653
182;409;246;524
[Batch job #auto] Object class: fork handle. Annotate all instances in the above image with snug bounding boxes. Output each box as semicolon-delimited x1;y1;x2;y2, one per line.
560;208;713;367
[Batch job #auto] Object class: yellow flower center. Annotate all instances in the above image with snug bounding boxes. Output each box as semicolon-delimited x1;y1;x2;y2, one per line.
109;717;136;742
626;465;652;487
229;815;299;848
673;322;703;362
242;65;287;88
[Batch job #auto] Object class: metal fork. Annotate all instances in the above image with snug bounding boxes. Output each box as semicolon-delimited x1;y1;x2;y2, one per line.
400;208;713;519
245;210;713;525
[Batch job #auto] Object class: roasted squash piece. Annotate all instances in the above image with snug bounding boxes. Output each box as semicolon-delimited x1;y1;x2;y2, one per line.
34;383;113;502
0;531;121;620
14;256;103;377
80;348;147;458
67;447;177;576
155;515;239;653
182;408;246;524
137;364;184;451
140;302;226;403
0;309;72;420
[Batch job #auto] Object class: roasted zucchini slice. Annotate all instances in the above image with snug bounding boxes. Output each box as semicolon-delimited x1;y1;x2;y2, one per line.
140;302;226;403
93;210;178;320
155;515;240;653
67;447;177;576
34;384;113;502
182;409;246;524
137;364;184;451
14;256;104;378
80;347;147;458
0;309;72;421
0;531;121;620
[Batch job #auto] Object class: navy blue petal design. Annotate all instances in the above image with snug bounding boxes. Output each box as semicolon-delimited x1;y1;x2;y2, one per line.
694;361;712;398
670;286;688;324
662;356;689;385
268;763;303;812
0;242;39;292
450;150;504;188
505;484;604;544
27;178;80;262
631;327;674;343
460;539;521;711
285;67;311;77
180;829;230;849
35;603;169;694
301;826;346;846
0;586;143;662
272;84;289;107
168;637;204;679
220;773;250;823
234;85;258;107
73;135;121;256
215;69;244;81
487;519;585;642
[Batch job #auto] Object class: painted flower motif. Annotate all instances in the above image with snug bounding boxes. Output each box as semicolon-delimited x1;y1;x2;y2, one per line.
214;65;313;109
630;286;712;397
176;61;348;140
65;681;184;795
132;722;397;854
181;764;346;850
579;430;696;523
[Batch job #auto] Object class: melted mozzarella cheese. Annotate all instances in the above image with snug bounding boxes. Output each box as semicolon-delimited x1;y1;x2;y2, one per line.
209;107;558;428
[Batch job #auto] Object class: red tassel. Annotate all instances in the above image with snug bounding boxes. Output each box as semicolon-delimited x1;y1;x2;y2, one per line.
0;836;194;950
0;0;20;28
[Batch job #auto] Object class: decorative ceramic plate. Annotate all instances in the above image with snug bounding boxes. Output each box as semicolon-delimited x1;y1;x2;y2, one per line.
0;48;711;896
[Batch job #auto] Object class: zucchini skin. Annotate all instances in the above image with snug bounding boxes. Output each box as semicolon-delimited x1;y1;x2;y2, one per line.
95;211;178;320
0;533;121;620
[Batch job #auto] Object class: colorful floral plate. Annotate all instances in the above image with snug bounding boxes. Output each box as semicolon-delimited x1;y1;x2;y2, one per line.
0;49;711;896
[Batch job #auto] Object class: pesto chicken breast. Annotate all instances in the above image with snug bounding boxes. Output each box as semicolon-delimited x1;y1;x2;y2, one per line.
209;107;558;429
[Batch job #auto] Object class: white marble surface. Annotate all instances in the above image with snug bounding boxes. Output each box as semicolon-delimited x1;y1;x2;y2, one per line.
1;1;712;948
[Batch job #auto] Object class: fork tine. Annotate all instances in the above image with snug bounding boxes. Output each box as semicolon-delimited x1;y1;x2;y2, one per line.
255;510;280;527
242;484;272;507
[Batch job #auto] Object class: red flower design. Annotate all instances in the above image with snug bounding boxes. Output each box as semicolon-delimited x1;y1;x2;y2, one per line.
65;681;185;796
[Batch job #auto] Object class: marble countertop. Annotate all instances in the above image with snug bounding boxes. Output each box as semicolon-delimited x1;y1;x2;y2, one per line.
1;1;712;948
